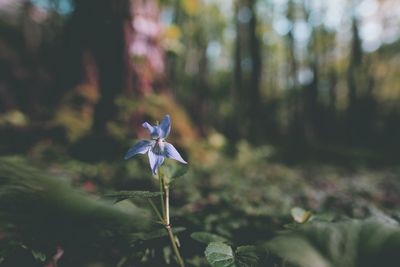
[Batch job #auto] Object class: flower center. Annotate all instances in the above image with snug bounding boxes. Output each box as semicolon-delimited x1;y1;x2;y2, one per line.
152;138;165;155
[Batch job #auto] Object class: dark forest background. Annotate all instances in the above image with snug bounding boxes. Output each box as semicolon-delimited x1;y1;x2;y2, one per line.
1;1;400;266
1;0;400;164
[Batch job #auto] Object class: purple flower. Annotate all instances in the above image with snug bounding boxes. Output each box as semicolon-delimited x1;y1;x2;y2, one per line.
124;115;187;174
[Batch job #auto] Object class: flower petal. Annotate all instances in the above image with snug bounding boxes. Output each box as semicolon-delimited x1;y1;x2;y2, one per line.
143;122;163;139
142;122;154;134
165;143;187;164
159;115;171;139
124;140;152;160
148;150;165;174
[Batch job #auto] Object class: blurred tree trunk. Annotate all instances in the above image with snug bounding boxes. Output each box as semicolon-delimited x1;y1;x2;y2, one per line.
286;0;302;136
193;47;209;136
248;0;262;134
347;18;362;114
303;0;319;140
328;69;337;113
304;59;319;139
328;68;338;142
65;0;134;134
346;18;362;143
233;0;262;141
233;1;243;139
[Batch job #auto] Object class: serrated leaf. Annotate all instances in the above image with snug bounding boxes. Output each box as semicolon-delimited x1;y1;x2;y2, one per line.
205;242;235;267
191;232;228;244
104;191;162;203
291;207;312;223
235;246;260;267
31;250;46;262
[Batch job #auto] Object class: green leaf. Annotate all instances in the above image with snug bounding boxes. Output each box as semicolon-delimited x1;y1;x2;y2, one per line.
235;246;260;267
265;234;330;267
103;191;162;203
291;207;312;223
31;250;46;262
0;157;152;259
205;242;235;267
162;162;188;184
264;219;400;267
191;232;228;244
309;212;335;222
205;243;262;267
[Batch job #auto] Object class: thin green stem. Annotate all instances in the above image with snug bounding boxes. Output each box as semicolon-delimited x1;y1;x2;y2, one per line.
166;224;185;267
165;183;170;225
147;199;164;223
164;184;185;267
158;171;166;218
157;168;185;267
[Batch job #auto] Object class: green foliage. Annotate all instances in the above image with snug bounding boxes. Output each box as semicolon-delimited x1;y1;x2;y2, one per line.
1;148;400;266
264;219;400;267
1;137;400;266
0;156;151;263
205;242;262;267
191;232;228;244
200;218;400;267
205;242;235;267
234;246;261;267
162;161;189;185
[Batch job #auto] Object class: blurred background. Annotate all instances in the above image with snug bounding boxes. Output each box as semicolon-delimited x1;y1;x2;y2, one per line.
0;0;400;266
1;0;400;161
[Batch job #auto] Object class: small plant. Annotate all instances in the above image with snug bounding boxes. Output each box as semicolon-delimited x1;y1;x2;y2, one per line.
124;114;187;267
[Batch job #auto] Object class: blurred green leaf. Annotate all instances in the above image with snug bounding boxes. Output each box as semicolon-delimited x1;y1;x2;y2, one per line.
235;246;261;267
191;232;228;244
104;191;162;203
205;242;235;267
163;162;188;184
265;234;330;267
0;157;151;260
264;219;400;267
309;212;336;222
205;243;261;267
